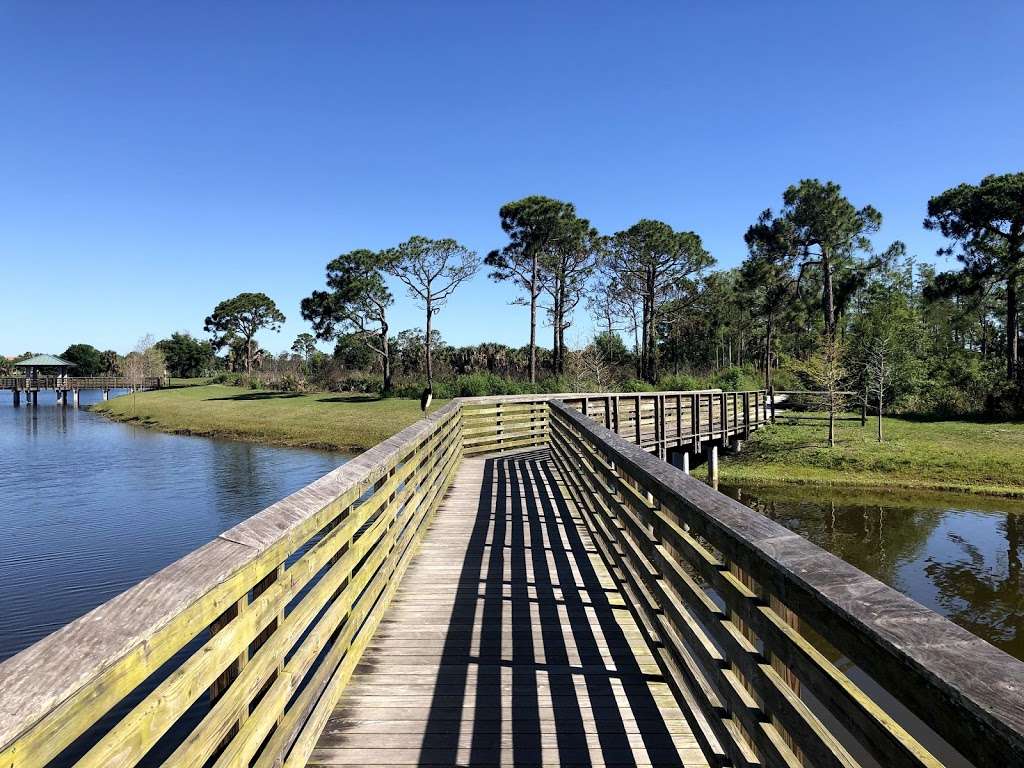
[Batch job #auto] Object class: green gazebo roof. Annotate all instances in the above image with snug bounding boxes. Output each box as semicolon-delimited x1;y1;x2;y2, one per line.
14;354;76;368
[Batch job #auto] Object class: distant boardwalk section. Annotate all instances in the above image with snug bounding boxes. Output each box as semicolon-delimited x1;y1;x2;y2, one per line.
3;353;164;406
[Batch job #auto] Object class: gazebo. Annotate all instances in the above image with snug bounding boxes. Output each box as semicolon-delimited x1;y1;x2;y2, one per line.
15;354;76;383
14;355;77;405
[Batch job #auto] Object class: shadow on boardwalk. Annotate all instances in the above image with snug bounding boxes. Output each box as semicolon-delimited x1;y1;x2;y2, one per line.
311;449;702;767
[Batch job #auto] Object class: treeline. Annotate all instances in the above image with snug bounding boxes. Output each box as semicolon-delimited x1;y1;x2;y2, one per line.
1;340;167;381
14;172;1018;416
289;173;1022;414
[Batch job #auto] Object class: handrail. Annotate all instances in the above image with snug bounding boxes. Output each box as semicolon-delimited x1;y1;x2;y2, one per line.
548;399;1024;768
0;400;462;768
0;376;164;389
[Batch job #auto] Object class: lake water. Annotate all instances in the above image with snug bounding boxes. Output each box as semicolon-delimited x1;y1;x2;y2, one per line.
722;483;1024;662
0;389;347;662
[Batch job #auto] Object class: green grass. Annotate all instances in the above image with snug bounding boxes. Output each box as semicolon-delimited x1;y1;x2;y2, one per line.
95;388;1024;496
167;377;214;388
718;412;1024;497
93;384;446;453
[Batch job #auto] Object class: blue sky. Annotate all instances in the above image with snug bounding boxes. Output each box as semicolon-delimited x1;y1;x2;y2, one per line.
2;2;1021;355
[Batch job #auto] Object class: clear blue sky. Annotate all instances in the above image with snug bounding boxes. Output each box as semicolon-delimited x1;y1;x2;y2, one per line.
2;2;1021;356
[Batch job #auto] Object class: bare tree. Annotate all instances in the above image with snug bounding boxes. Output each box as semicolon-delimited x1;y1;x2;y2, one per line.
587;278;625;338
797;335;849;447
122;335;164;411
385;236;480;389
564;335;611;392
863;335;891;442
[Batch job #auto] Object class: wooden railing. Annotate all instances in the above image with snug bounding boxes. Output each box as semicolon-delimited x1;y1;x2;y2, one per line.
458;389;768;458
0;376;164;390
548;399;1024;768
0;401;462;768
5;389;1021;768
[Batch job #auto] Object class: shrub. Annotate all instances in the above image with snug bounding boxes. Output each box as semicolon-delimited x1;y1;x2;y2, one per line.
211;372;245;386
657;373;705;391
712;365;762;392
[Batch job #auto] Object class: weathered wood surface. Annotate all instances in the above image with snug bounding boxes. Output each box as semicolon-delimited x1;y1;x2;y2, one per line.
0;401;463;768
549;400;1024;768
310;452;709;767
461;391;767;458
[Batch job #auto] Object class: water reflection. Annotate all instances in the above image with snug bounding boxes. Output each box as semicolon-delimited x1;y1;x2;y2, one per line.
0;389;348;661
723;484;1024;661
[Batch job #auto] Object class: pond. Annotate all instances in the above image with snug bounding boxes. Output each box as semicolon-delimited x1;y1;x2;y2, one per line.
721;483;1024;662
0;389;348;663
718;483;1024;766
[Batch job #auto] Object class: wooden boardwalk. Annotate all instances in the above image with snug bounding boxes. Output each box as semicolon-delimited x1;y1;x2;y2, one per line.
309;449;709;767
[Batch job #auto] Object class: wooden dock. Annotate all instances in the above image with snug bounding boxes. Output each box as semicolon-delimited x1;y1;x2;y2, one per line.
310;451;706;767
1;389;1023;768
2;375;164;406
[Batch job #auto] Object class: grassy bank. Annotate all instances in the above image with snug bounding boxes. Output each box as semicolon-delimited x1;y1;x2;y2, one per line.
93;384;446;453
718;412;1024;497
94;387;1024;496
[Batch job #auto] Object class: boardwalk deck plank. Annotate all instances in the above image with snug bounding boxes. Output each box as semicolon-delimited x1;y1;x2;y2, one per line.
310;450;710;767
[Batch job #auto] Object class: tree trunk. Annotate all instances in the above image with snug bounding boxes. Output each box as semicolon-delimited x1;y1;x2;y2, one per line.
822;249;836;338
764;316;774;390
552;282;561;376
647;306;657;383
1007;272;1019;382
244;337;253;375
381;327;392;394
528;254;538;382
828;406;835;447
877;390;883;443
425;298;434;389
558;277;567;375
639;298;649;383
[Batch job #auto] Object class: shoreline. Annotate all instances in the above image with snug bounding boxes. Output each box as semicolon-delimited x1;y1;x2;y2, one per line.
90;410;360;453
90;384;442;455
717;468;1024;500
92;385;1024;501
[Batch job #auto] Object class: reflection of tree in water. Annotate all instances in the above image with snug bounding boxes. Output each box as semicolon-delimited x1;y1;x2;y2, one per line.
924;514;1023;658
739;491;942;590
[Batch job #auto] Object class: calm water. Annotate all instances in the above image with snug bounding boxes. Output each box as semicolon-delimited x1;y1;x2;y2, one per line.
717;484;1024;766
722;483;1024;662
0;389;346;662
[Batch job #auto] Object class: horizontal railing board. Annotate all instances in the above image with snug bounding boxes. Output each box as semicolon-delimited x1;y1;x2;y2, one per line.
549;400;1024;767
0;401;462;765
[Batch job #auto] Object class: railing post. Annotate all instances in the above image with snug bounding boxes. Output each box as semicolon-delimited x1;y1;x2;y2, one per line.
743;392;750;439
605;395;611;429
691;393;699;453
630;393;638;448
656;395;665;458
675;393;682;448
